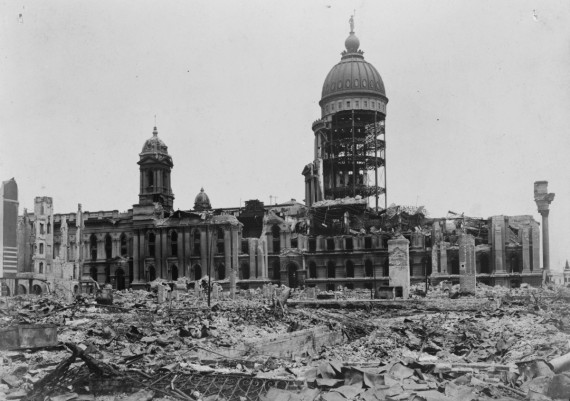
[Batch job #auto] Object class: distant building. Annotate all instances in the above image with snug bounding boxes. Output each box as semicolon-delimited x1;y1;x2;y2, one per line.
0;178;18;295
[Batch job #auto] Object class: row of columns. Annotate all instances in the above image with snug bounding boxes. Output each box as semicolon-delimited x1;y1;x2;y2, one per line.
131;226;239;289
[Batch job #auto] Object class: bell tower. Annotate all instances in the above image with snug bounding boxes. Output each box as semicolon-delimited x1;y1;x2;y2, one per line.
138;126;174;212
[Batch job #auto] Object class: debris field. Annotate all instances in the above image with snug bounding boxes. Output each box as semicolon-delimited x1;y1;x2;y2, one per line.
1;283;570;401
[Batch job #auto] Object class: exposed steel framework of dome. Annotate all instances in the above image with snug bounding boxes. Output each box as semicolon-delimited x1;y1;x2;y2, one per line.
320;109;386;201
306;17;388;211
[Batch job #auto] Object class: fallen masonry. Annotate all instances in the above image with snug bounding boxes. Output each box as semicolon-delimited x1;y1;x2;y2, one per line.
0;283;570;400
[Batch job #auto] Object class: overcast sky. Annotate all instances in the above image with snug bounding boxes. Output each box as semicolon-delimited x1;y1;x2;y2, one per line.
1;0;569;270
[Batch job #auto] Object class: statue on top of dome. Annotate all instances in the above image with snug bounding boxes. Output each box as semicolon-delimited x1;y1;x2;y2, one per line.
349;15;354;33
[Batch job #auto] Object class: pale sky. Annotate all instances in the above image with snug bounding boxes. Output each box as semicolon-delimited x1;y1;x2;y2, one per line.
1;1;569;270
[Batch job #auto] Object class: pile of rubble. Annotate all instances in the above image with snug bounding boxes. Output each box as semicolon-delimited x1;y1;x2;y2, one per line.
0;284;569;400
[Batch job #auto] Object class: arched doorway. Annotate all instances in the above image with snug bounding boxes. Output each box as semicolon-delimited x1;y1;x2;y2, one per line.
193;264;202;281
17;284;27;295
32;284;42;295
287;262;298;288
148;265;156;282
104;234;112;259
171;265;179;281
116;268;125;290
365;260;373;277
346;260;355;278
73;285;79;294
327;261;336;278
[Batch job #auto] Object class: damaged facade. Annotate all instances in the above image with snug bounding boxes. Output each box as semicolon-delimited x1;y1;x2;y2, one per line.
1;23;545;296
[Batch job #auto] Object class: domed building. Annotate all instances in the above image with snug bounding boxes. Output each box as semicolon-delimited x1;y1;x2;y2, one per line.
303;18;387;208
6;19;545;298
137;126;174;212
194;188;212;211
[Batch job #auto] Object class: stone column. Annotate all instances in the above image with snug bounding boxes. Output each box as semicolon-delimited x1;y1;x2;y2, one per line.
224;230;231;278
230;228;238;297
534;181;555;271
522;227;531;273
440;243;448;275
133;232;140;281
459;233;476;294
388;235;410;299
431;244;439;274
200;230;207;277
248;239;257;279
531;225;540;272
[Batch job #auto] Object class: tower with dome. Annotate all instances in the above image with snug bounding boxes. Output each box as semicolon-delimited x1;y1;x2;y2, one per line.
303;18;387;209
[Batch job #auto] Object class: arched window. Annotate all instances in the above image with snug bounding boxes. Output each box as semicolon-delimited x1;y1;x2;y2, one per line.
39;243;44;254
309;261;317;279
217;263;225;280
193;264;202;281
171;264;179;281
104;234;112;259
346;260;355;278
383;258;389;277
47;219;51;234
365;260;373;277
327;238;335;251
39;262;44;274
510;254;520;273
217;227;224;240
148;232;156;258
327;261;336;278
120;234;128;256
170;230;178;256
272;225;280;254
147;170;154;188
90;234;97;260
105;264;111;284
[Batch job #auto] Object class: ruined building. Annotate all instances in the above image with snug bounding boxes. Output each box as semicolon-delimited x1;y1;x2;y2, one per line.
3;22;545;296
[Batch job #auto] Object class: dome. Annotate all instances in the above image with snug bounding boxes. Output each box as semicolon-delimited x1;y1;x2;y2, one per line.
141;126;169;155
320;31;386;104
194;188;211;211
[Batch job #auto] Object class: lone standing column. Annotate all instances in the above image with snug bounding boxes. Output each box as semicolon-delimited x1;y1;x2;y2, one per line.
534;181;555;271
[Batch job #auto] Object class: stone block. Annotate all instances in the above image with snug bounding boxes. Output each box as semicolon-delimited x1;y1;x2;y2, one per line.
459;233;476;294
388;236;410;299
